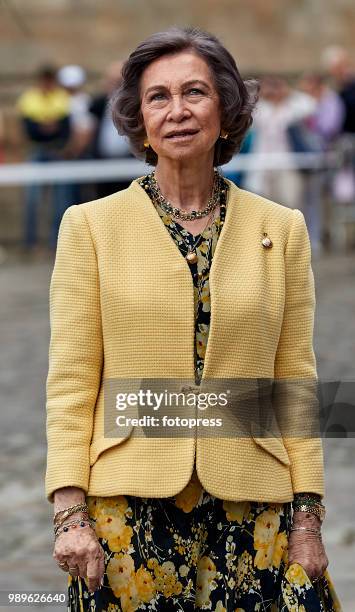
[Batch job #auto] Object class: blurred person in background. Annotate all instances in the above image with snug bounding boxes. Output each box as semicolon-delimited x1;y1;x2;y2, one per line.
17;65;73;252
88;60;134;198
323;45;355;136
297;72;345;254
57;64;95;203
322;47;355;245
0;109;5;163
298;73;345;147
244;75;317;210
223;127;255;188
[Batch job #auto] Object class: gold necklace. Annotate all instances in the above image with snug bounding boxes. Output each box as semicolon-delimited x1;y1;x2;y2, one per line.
184;206;219;264
153;197;220;265
149;169;221;221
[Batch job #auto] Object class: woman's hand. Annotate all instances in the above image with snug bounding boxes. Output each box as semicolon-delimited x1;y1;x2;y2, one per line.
288;511;329;582
52;487;104;593
53;523;105;593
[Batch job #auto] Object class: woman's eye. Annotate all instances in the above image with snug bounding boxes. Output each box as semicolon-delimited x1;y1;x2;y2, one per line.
150;92;166;101
187;88;204;95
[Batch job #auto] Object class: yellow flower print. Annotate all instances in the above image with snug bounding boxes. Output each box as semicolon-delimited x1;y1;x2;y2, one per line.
161;213;172;226
200;289;211;313
196;556;216;607
285;562;309;587
282;542;289;566
191;540;202;564
106;604;120;612
107;553;135;598
223;500;251;524
198;241;209;254
236;551;254;589
196;332;207;359
174;473;203;513
149;560;183;599
86;496;98;518
173;581;183;595
179;564;189;577
134;565;155;603
272;531;288;568
120;579;140;612
215;601;227;611
92;495;129;519
253;509;280;570
147;557;158;570
161;561;175;575
280;580;298;611
95;514;133;552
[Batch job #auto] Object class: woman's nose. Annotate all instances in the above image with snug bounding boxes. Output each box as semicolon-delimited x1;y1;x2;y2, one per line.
167;95;191;121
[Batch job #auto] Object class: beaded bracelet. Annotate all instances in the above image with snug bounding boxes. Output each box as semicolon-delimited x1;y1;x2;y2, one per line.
54;512;90;536
54;518;95;541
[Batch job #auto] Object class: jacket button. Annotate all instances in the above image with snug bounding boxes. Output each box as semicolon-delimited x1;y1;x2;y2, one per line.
262;237;272;248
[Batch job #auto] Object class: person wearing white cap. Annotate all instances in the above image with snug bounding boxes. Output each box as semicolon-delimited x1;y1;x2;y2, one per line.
58;65;94;156
57;65;94;202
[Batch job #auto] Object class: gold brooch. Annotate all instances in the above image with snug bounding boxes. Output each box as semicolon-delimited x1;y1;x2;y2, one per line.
262;232;273;248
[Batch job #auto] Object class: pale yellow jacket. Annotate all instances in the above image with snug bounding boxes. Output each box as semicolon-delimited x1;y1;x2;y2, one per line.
45;177;324;503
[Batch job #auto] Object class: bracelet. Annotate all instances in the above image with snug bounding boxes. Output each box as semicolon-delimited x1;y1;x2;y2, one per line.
53;503;89;526
290;526;322;538
54;512;90;536
292;504;326;522
293;496;325;506
293;492;323;501
54;518;95;541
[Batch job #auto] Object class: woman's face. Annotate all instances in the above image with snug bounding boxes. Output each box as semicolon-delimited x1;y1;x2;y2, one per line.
140;51;221;163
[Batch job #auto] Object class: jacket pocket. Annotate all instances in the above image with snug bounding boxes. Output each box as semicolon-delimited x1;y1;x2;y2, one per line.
251;421;291;466
89;425;134;466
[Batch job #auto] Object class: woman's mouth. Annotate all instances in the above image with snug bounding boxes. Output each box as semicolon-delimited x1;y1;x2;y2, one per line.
165;129;200;141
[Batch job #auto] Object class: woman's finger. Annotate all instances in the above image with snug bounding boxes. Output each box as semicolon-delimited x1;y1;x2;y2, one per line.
68;564;80;577
86;555;102;593
74;551;88;581
98;552;105;585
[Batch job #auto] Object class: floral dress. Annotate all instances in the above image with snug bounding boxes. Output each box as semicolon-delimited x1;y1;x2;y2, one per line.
67;174;342;611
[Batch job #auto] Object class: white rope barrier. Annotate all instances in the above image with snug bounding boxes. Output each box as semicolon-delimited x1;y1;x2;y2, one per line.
0;152;337;187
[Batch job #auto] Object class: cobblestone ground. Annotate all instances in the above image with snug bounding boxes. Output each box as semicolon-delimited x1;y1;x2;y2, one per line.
0;248;354;610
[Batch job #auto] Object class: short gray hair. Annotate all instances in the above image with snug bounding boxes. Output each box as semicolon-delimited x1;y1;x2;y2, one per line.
111;26;259;166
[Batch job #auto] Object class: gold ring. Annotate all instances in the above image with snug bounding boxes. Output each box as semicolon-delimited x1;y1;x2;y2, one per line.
58;562;69;571
311;575;321;583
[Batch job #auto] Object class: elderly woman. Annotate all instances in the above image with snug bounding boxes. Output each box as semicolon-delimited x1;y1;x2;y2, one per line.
46;27;341;611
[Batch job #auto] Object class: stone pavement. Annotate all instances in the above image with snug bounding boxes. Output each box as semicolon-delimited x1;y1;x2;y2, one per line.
0;249;354;610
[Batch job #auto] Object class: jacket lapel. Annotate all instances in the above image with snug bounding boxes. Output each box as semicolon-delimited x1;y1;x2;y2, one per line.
128;177;245;379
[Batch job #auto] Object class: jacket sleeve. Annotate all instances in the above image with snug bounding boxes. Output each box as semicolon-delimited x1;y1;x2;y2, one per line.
273;208;325;497
45;205;103;503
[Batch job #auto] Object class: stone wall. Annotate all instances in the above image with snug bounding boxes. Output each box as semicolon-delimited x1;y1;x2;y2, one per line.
1;0;355;85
